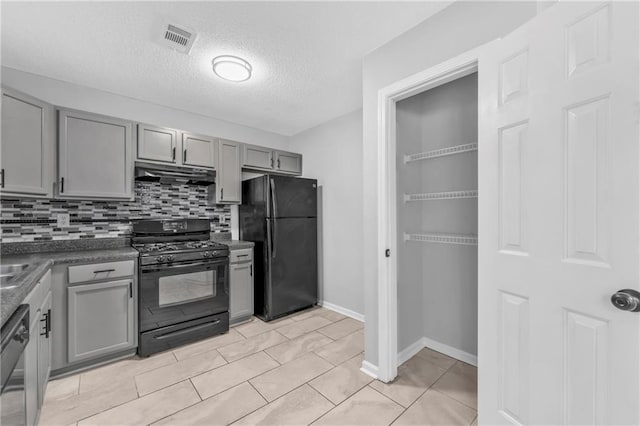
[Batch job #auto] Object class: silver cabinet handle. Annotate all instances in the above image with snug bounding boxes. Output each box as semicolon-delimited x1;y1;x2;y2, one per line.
611;289;640;312
93;268;115;274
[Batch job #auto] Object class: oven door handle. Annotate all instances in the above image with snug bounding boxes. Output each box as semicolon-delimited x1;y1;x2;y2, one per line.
141;260;227;273
155;319;221;340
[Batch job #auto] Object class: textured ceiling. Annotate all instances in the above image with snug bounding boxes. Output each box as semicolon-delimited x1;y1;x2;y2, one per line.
1;1;451;135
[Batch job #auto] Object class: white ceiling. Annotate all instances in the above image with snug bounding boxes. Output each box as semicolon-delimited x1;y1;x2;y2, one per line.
1;1;451;136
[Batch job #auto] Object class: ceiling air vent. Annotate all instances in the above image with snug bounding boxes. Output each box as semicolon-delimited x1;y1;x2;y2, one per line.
160;23;197;54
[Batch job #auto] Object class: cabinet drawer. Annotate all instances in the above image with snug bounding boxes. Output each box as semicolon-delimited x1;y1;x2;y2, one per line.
230;248;253;263
68;260;135;283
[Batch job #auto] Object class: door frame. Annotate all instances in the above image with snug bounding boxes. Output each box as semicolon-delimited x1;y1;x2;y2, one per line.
375;47;486;383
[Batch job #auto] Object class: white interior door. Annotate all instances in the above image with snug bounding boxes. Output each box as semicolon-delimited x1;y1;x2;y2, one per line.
478;2;639;425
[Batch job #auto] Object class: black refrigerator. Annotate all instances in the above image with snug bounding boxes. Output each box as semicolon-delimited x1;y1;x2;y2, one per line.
239;175;318;321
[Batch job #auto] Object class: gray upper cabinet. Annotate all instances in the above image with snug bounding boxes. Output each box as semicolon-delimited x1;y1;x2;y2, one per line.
242;144;274;170
137;124;178;164
241;143;303;176
182;132;217;169
217;139;241;204
67;279;135;363
275;150;303;175
58;109;133;199
1;87;54;197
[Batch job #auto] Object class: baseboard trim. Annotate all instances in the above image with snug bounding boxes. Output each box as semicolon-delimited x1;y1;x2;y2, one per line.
360;360;379;379
318;300;364;322
398;337;478;367
397;338;427;366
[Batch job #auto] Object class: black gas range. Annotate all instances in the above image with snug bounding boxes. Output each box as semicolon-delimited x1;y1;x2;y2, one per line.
132;219;230;357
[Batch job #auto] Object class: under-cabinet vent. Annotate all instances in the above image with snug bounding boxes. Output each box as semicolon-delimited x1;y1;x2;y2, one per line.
160;23;197;54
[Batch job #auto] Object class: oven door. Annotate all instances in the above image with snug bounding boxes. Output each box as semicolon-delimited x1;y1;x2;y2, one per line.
139;259;228;333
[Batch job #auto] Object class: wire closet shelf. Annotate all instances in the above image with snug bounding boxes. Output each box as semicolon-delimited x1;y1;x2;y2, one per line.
404;233;478;246
403;142;477;164
403;142;478;246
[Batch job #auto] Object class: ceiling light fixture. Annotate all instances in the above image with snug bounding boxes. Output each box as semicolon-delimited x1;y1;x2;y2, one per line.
212;55;252;82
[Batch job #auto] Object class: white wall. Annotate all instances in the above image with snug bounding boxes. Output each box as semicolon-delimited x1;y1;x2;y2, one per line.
288;109;364;317
1;67;289;150
362;1;538;367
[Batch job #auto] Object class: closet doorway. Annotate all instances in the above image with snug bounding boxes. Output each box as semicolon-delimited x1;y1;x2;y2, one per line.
375;49;481;383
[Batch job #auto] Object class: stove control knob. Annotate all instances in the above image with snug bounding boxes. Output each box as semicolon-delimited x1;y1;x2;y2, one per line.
156;255;166;263
166;254;175;262
203;251;211;258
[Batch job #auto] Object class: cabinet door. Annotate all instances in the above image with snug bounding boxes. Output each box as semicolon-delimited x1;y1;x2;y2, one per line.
230;262;253;322
275;151;303;175
137;124;177;164
242;144;274;170
37;291;52;408
1;88;53;196
217;139;241;204
183;132;217;168
25;309;40;426
67;279;135;363
59;110;133;199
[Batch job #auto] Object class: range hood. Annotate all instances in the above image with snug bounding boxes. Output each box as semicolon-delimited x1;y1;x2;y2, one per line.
134;161;215;185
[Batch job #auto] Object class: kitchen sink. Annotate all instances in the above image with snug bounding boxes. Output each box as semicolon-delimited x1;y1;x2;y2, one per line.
0;264;29;275
0;264;29;290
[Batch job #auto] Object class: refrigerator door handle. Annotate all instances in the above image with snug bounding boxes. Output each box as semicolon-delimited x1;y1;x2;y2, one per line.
267;219;275;259
270;178;278;219
272;219;277;259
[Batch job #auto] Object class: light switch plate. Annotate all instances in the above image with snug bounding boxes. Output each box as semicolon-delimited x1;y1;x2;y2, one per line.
56;213;70;228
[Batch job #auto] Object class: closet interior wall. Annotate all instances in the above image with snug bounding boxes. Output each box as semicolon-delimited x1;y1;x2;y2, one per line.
396;73;478;359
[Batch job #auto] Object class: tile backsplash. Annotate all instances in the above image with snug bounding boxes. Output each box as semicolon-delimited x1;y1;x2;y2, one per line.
0;181;231;242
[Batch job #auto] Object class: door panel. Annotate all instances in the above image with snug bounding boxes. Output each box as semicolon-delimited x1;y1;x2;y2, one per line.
478;2;639;425
137;124;177;164
67;280;135;363
59;110;133;199
217;139;241;203
267;218;317;319
243;144;274;170
269;176;317;218
275;151;302;175
230;262;253;322
183;133;216;168
1;88;51;196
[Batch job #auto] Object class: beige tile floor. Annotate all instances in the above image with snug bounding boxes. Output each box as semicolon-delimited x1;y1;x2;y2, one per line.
39;307;477;426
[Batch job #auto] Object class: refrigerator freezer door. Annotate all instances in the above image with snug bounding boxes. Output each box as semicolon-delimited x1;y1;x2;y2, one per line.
265;217;317;320
269;176;317;218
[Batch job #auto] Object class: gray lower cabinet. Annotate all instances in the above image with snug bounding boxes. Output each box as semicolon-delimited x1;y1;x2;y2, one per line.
23;269;52;426
1;87;54;197
217;139;242;204
58;109;133;199
67;279;136;363
229;248;254;324
37;290;52;408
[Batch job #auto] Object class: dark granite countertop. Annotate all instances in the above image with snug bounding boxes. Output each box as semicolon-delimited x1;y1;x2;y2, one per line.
220;240;255;250
210;232;254;250
1;242;139;328
0;258;53;328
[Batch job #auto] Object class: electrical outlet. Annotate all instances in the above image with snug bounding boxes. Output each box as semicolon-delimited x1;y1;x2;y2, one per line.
56;213;70;228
